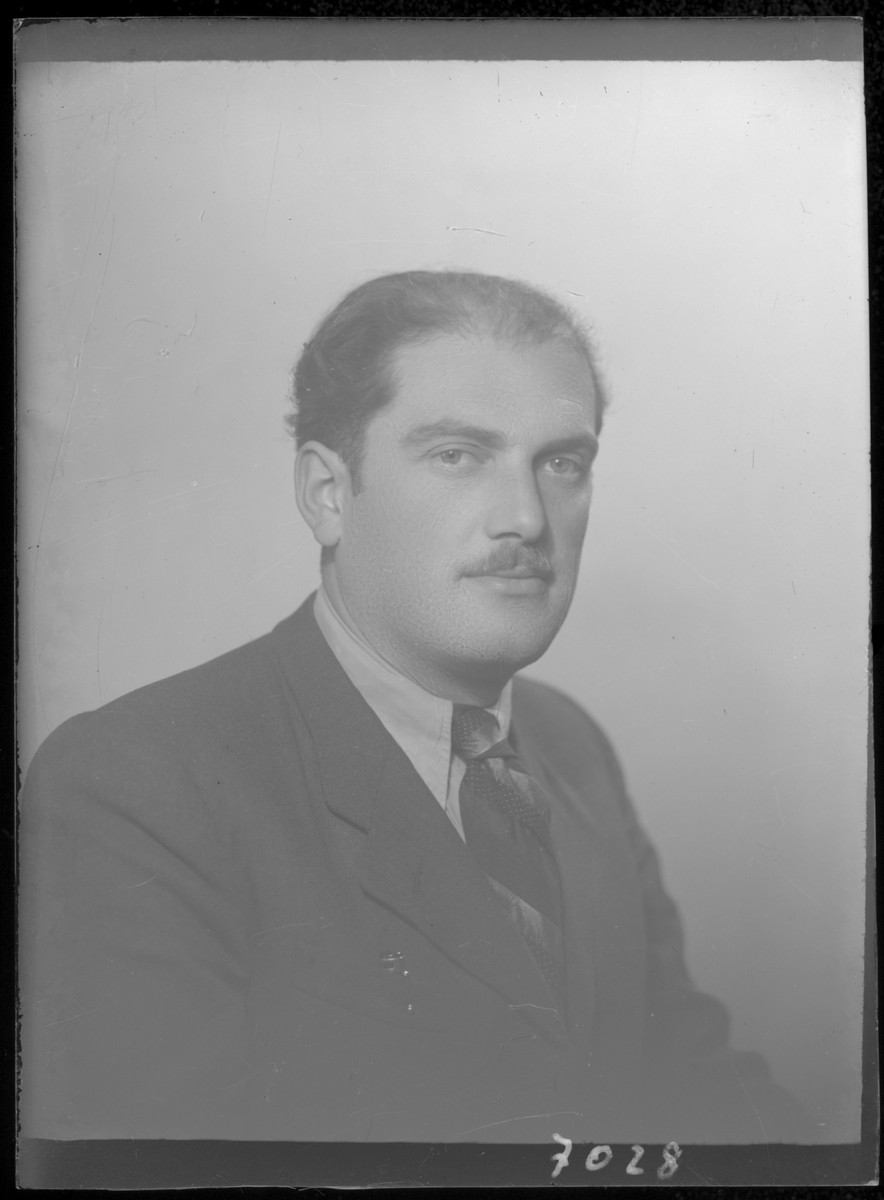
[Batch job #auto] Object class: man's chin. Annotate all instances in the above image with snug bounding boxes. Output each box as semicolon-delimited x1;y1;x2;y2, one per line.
466;579;570;638
456;613;565;676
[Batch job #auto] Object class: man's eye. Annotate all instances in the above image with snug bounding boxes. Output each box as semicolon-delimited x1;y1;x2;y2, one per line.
435;448;473;467
544;456;583;477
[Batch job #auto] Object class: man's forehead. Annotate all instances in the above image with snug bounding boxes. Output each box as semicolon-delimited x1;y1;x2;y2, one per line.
386;332;598;428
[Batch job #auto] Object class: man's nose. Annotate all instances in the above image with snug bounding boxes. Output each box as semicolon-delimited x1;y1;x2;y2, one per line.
484;466;547;542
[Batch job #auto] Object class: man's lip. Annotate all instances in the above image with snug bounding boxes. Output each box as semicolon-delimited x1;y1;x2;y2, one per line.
468;568;552;580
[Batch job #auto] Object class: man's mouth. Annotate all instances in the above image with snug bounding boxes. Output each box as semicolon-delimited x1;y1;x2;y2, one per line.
465;563;553;594
483;566;551;580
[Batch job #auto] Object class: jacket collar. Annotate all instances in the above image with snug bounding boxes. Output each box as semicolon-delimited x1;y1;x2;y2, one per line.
312;585;513;812
267;597;569;1045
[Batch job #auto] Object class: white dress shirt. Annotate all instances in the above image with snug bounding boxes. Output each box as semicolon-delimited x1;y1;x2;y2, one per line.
313;585;512;841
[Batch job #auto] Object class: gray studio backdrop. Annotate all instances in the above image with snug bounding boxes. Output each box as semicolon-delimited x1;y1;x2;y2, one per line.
17;53;867;1140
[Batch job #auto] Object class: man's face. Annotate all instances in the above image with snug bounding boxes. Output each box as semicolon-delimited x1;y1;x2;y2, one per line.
331;332;600;698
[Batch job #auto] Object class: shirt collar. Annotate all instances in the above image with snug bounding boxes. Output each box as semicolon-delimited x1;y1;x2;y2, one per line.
313;586;512;790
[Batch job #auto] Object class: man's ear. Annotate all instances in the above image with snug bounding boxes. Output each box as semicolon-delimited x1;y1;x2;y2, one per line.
294;441;351;548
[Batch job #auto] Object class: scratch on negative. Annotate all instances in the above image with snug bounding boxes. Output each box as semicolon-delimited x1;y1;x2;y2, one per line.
447;225;506;237
753;509;781;539
366;31;396;77
728;1058;770;1147
32;215;118;732
253;919;335;943
780;872;817;905
121;874;157;889
46;487;230;550
220;1068;262;1093
262;122;283;240
77;469;160;486
47;1009;100;1028
57;171;98;346
254;919;330;933
628;65;644;167
242;541;318;586
508;1002;557;1013
457;1110;581;1135
634;519;720;589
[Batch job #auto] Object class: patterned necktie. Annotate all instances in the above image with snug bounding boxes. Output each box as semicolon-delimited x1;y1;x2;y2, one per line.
451;704;566;1004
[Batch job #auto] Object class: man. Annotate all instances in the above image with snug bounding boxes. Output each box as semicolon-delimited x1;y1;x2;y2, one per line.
19;270;808;1145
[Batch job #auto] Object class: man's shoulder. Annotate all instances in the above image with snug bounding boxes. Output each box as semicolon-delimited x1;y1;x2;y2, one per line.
52;629;272;735
512;675;626;786
512;674;611;743
26;602;318;778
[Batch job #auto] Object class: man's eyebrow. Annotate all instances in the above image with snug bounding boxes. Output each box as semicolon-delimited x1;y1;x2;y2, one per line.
400;420;507;449
542;432;600;458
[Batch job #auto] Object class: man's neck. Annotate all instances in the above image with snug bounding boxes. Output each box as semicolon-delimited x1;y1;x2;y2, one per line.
319;569;511;708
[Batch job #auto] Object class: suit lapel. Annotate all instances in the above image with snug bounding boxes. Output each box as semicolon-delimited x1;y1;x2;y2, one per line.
268;599;568;1046
511;679;647;1096
510;688;598;1058
358;745;568;1043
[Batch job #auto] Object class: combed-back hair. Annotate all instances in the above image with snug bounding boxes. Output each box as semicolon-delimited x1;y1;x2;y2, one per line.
288;269;606;488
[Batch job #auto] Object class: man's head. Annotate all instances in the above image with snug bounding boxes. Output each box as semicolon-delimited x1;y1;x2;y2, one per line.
290;271;606;488
293;270;606;703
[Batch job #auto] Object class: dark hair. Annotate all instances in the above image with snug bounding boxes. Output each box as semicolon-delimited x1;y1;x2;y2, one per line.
288;269;607;488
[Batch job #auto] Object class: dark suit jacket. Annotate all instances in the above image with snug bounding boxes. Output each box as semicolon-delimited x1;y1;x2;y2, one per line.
19;598;809;1143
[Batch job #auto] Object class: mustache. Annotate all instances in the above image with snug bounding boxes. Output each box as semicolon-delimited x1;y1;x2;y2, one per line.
462;546;553;579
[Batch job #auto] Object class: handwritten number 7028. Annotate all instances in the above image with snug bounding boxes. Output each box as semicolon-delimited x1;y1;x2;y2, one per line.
551;1135;682;1179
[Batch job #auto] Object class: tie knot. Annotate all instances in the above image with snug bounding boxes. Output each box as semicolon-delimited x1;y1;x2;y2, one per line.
451;705;503;761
